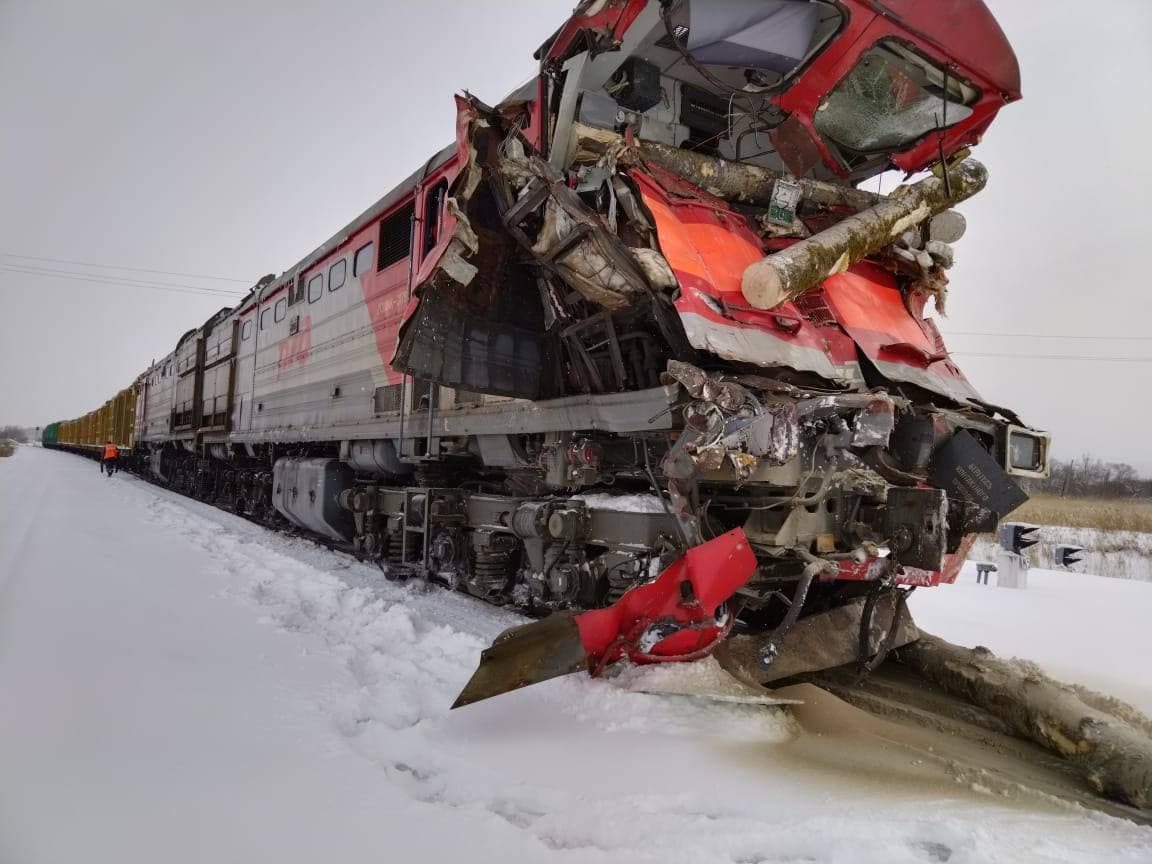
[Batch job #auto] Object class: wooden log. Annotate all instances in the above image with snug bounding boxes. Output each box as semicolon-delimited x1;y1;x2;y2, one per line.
741;159;988;310
898;633;1152;809
636;140;881;212
715;593;920;686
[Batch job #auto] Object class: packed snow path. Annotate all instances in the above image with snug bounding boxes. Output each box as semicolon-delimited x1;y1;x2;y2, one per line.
2;446;1150;864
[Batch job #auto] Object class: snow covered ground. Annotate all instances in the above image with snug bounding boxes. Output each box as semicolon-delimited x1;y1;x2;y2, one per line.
2;446;1150;864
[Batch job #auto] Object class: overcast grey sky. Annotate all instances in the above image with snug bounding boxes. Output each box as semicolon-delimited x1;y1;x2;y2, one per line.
1;1;1150;467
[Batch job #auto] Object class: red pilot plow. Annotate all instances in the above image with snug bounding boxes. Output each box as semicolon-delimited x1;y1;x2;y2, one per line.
452;528;756;708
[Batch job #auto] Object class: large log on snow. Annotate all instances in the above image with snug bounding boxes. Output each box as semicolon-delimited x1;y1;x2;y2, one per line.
635;140;881;212
741;159;988;310
898;633;1152;809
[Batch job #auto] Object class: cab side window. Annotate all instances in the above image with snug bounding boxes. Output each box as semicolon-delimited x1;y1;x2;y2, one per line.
329;259;347;292
307;274;324;303
423;180;447;254
354;242;373;276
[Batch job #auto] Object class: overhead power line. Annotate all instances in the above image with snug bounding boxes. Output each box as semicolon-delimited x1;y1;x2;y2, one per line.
0;265;245;299
950;351;1152;363
946;330;1152;342
1;251;253;284
1;263;244;296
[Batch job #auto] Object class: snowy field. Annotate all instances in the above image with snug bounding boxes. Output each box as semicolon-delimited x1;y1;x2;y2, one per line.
969;531;1152;583
2;446;1150;864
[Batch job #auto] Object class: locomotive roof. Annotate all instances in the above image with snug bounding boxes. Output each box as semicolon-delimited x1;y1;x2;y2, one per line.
237;142;457;314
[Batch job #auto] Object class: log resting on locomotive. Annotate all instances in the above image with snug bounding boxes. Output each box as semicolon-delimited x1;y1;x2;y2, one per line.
45;4;1054;727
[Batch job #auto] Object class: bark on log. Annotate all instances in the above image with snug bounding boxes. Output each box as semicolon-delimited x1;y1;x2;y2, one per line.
636;140;881;212
741;159;988;310
715;593;920;686
899;633;1152;809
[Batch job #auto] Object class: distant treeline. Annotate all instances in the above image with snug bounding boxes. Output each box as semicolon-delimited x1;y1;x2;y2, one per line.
1028;456;1151;499
0;425;28;443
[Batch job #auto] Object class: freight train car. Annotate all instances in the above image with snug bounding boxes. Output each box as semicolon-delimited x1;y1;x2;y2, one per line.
45;0;1050;706
48;382;137;459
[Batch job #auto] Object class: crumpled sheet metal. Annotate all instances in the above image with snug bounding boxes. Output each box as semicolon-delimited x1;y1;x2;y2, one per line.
503;143;679;313
664;360;912;479
663;360;747;412
850;398;896;447
663;361;802;474
426;106;676;318
531;197;641;309
436;197;481;286
722;402;800;464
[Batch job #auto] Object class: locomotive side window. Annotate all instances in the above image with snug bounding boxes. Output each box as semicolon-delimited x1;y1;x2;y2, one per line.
260;308;270;330
353;242;373;276
307;274;323;303
242;320;252;341
377;201;414;271
274;298;286;322
329;259;346;292
423;180;447;255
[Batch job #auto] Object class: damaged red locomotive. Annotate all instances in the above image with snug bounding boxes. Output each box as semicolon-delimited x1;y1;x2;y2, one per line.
45;0;1050;707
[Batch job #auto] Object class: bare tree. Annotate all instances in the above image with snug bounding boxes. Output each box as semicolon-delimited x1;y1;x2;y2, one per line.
1032;455;1150;499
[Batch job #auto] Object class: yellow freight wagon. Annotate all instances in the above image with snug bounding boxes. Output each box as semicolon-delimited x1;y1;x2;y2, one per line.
51;383;137;454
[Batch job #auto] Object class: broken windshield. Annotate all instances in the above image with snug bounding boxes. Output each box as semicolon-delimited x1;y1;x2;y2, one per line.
814;42;976;154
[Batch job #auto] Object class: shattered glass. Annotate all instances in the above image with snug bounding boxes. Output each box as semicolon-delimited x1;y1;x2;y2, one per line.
815;47;973;153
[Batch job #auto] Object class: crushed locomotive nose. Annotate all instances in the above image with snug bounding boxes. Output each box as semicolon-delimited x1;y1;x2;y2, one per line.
453;528;756;708
47;0;1152;817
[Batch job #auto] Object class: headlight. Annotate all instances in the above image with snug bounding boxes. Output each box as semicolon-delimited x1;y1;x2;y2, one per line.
1002;426;1050;479
1010;434;1041;471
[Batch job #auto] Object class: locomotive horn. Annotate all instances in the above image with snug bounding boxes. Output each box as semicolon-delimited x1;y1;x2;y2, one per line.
452;529;757;708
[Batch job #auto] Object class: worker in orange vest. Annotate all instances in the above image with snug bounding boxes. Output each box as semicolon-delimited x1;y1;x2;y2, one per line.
101;440;119;475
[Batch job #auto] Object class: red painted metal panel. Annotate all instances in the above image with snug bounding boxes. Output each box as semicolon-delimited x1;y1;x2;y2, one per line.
822;264;973;389
631;168;859;368
539;0;649;65
768;0;1019;175
574;528;756;674
866;0;1021;98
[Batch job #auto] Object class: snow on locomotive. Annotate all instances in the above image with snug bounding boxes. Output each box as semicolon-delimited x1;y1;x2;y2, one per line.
46;0;1049;704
